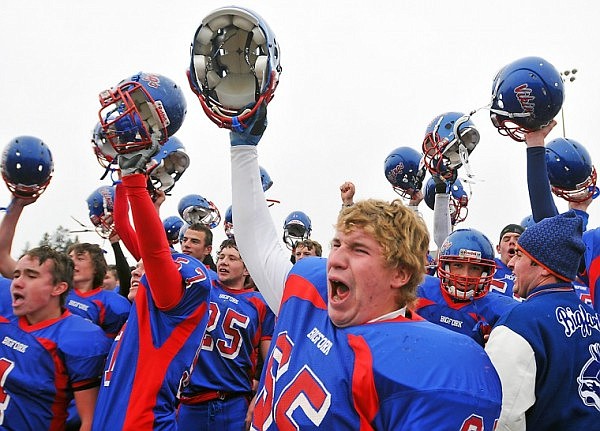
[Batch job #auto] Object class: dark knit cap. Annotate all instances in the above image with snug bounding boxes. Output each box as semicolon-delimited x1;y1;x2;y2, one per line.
517;211;585;281
499;223;525;242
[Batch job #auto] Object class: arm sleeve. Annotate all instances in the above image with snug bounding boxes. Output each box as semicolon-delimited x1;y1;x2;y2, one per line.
231;145;293;314
527;147;558;222
0;198;23;278
113;181;141;261
485;325;536;431
111;241;131;300
433;193;452;248
122;174;183;310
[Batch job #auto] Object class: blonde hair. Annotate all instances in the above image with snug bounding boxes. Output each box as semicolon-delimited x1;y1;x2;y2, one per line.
336;199;430;304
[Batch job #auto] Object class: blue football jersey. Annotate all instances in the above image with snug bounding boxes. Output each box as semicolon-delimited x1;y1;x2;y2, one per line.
181;284;275;397
91;253;212;431
0;311;110;430
415;274;519;346
491;258;522;301
66;287;131;338
251;257;501;430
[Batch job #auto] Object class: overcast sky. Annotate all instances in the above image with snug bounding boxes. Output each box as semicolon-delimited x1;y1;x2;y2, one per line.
1;0;599;264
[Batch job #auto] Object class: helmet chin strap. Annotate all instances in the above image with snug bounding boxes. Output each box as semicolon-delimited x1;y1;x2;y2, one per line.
458;143;473;179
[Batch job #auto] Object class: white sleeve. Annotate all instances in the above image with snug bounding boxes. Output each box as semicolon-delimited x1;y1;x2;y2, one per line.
231;145;293;314
485;325;536;431
433;193;451;248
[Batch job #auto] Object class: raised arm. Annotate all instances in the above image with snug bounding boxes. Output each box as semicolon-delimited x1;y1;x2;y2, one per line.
122;173;183;310
0;196;37;278
525;120;559;221
109;236;131;300
230;109;292;314
113;181;141;261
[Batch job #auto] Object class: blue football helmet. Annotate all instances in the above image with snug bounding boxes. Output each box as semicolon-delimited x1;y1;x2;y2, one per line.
146;136;190;194
91;122;118;169
86;185;115;239
520;214;536;229
98;72;187;153
1;136;54;198
424;176;469;225
178;222;190;244
422;112;479;180
189;6;282;129
438;228;496;300
283;211;311;249
259;165;273;192
162;215;185;244
490;56;564;142
178;194;221;229
545;137;597;202
383;146;425;199
426;252;437;276
224;205;234;238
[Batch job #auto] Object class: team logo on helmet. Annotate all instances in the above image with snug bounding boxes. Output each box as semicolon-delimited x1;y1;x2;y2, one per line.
578;342;600;412
514;84;535;113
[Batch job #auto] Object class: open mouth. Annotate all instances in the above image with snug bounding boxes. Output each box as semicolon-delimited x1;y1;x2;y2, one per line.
12;292;25;307
508;247;516;257
329;279;350;302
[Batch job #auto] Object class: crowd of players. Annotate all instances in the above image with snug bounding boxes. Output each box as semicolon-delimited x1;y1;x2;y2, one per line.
1;5;600;431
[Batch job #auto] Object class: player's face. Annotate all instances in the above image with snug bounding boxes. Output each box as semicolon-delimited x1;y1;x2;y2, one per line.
327;228;409;328
217;246;248;290
129;260;144;302
294;245;316;262
510;249;544;298
181;230;211;261
10;255;67;324
102;271;118;290
448;261;484;292
68;250;95;288
497;233;520;265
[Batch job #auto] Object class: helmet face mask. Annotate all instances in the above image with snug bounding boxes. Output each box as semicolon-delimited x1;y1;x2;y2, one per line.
424;177;469;225
98;72;187;154
546;137;598;203
224;205;234;238
189;6;281;129
178;194;221;229
146;136;190;194
490;56;564;142
91;122;118;168
87;185;115;239
283;211;311;249
437;229;496;300
383;146;426;199
422;112;479;180
1;136;54;199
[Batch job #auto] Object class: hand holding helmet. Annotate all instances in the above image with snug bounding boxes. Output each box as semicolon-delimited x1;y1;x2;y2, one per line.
189;6;281;130
229;102;268;146
1;136;54;199
490;56;564;142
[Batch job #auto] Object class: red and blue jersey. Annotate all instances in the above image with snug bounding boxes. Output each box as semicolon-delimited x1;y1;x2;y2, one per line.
0;310;111;431
91;253;212;431
251;257;501;430
180;283;275;399
490;258;522;301
0;277;12;318
66;287;131;338
415;274;519;346
579;229;600;312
